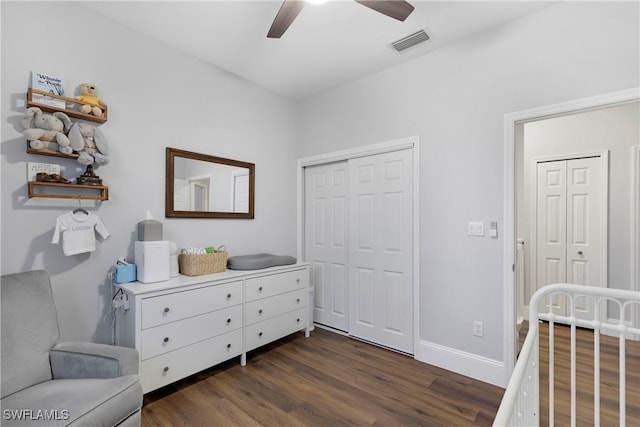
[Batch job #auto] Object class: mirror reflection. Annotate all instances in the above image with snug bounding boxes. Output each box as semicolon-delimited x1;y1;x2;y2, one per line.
166;147;255;219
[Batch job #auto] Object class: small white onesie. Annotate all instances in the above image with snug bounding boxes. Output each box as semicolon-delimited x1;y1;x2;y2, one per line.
51;211;110;256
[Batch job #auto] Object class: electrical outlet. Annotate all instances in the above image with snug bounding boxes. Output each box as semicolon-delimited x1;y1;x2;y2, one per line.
473;321;483;337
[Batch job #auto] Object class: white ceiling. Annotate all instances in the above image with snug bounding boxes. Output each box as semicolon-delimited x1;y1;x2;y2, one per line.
82;1;555;100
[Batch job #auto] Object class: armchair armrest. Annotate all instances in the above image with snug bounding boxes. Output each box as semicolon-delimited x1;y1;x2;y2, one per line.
50;342;139;380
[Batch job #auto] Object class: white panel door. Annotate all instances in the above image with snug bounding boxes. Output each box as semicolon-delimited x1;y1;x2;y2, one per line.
304;162;349;331
349;149;413;353
174;178;189;211
536;157;602;318
536;161;568;313
233;173;249;213
566;157;602;319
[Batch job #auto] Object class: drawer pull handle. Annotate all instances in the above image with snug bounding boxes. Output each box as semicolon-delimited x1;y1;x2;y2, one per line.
226;318;232;324
163;307;170;313
296;298;301;303
226;343;231;349
258;332;263;337
258;309;263;315
296;278;300;283
163;366;170;373
297;318;301;323
227;293;232;299
258;286;263;293
163;337;170;343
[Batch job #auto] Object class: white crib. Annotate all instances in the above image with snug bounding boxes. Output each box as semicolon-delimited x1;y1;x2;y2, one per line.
494;283;640;426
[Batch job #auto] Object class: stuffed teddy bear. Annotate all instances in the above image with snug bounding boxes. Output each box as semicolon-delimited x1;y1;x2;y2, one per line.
68;122;109;166
22;107;73;154
75;83;105;117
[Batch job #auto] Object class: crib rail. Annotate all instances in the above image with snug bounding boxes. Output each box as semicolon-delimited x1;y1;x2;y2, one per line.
494;283;640;427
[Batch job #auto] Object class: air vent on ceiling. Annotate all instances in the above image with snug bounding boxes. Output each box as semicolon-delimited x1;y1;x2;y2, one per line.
391;29;430;53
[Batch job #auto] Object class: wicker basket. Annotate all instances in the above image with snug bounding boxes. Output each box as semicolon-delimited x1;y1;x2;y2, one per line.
178;251;227;276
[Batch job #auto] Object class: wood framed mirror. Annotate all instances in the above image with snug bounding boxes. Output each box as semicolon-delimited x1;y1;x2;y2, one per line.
166;147;255;219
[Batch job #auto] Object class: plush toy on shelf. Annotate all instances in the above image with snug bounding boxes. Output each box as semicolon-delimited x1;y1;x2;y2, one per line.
68;122;109;166
75;83;105;117
22;106;73;154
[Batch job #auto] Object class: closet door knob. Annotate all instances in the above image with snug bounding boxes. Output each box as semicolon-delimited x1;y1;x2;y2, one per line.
163;337;170;343
163;307;170;313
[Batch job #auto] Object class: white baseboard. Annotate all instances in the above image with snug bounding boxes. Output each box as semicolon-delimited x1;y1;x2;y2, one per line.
414;339;507;388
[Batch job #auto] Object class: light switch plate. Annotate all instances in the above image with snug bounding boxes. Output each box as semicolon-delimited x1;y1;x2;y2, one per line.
468;221;484;236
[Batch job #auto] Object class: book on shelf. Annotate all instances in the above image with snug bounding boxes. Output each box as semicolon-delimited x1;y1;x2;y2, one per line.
31;71;66;109
27;162;61;181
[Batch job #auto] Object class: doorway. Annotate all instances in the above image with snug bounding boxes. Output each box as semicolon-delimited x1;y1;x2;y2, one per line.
503;88;640;381
532;154;607;320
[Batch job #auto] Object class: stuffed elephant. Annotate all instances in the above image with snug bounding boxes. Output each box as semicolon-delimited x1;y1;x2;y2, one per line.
68;122;109;166
22;107;73;154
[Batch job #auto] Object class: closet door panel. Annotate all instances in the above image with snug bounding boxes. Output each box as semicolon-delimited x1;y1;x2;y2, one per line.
349;149;413;354
304;162;349;331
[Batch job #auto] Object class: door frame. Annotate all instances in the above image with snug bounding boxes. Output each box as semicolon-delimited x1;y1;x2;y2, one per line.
503;88;639;383
632;145;640;331
297;136;420;353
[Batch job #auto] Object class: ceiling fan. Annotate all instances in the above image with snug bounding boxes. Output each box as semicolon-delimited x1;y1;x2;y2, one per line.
267;0;415;38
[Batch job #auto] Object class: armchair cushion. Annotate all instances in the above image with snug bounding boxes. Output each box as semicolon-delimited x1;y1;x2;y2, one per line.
1;270;60;398
1;375;142;427
1;270;143;426
51;342;139;379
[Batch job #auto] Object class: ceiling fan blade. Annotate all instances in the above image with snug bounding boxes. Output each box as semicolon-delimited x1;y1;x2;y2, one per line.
267;0;305;38
354;0;415;22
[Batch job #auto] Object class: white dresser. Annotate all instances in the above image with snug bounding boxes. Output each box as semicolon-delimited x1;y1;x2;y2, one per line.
115;263;310;393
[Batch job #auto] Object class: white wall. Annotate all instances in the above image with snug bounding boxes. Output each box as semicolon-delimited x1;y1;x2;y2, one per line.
2;0;638;387
296;1;639;385
1;2;298;343
517;102;639;306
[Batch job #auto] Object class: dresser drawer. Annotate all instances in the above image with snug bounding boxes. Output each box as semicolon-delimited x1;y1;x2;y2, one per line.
141;328;242;393
245;308;307;352
245;288;307;326
245;269;308;302
142;280;242;329
141;304;242;360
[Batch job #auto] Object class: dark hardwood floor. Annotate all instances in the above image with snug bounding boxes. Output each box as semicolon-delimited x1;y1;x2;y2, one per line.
142;327;504;426
141;324;639;426
538;322;640;426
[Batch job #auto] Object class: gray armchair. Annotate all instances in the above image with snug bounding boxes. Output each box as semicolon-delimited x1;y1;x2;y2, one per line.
1;270;142;426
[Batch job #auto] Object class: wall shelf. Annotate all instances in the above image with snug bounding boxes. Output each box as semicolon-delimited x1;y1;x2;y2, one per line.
27;88;108;123
25;87;110;202
26;141;80;159
28;181;109;201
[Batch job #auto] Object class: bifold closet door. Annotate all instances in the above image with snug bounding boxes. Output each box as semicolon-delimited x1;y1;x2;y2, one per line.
348;149;413;354
536;157;603;319
304;162;349;331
